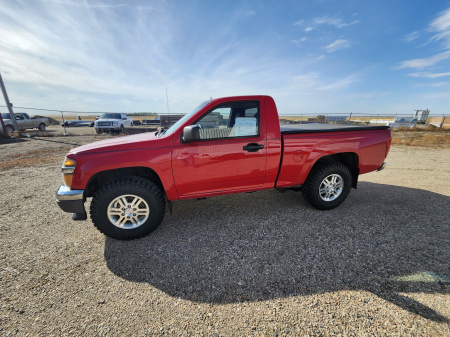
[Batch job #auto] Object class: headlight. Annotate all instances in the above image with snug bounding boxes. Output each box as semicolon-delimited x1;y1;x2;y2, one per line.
61;157;77;187
113;121;119;126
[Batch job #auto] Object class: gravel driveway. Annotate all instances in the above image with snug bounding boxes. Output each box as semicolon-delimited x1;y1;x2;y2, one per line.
1;128;449;336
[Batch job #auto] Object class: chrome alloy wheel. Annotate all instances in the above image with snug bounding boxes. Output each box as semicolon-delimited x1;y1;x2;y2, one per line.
107;194;150;229
318;174;344;202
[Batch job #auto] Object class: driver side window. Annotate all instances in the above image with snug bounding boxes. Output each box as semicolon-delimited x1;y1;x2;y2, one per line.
196;101;259;140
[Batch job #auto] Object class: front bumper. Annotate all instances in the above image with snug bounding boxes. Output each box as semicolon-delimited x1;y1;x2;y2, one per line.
56;185;86;214
95;125;120;131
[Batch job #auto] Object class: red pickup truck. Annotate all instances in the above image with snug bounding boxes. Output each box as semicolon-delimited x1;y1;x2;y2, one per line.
56;95;391;240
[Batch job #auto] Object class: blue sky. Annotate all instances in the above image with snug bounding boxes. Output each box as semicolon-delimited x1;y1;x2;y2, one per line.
1;0;449;115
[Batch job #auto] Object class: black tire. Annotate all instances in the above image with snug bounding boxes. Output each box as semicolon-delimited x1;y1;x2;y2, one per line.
302;161;352;210
90;177;166;240
38;123;46;131
120;125;125;134
5;125;15;134
95;128;101;134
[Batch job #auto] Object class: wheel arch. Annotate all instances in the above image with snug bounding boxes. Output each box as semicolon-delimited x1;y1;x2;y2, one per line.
309;152;359;188
85;166;165;198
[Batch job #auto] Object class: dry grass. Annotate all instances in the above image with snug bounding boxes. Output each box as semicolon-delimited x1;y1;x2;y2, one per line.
391;127;450;148
395;125;449;133
0;148;71;170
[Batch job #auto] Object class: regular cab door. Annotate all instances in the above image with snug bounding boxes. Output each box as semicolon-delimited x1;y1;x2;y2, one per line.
172;100;267;197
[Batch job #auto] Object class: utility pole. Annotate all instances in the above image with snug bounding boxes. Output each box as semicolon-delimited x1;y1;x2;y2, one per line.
0;73;19;132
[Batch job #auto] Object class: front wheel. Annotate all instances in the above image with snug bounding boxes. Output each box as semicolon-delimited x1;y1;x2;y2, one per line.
302;161;352;210
90;177;166;240
5;125;15;134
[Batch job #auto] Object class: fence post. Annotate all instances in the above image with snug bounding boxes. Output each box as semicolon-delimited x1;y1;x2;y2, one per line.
145;112;148;132
348;112;352;124
61;111;67;135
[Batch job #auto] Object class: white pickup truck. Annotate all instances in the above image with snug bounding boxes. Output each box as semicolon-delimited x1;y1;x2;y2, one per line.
94;113;133;134
1;112;50;133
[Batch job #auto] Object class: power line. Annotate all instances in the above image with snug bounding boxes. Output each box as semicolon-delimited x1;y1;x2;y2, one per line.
0;104;155;114
0;104;448;117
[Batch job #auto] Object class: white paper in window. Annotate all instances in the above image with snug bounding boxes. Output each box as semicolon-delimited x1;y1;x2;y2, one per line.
235;117;257;137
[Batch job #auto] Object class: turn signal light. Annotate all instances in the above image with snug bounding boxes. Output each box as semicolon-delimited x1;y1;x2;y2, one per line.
62;157;77;188
64;157;77;167
63;174;73;187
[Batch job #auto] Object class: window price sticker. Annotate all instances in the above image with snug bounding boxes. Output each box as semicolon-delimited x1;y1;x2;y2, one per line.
235;117;257;136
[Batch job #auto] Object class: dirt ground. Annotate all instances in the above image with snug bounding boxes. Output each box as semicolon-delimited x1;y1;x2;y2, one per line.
0;127;449;336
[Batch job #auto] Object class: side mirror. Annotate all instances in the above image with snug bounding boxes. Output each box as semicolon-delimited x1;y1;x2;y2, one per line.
183;125;200;142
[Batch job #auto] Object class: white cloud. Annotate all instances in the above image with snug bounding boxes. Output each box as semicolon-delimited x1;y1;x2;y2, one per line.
397;6;450;69
292;72;319;87
313;16;360;29
429;6;450;48
45;0;129;9
325;39;351;52
349;92;391;99
415;82;449;87
291;37;307;46
291;71;360;92
318;73;360;91
408;71;450;78
300;15;359;33
404;31;419;42
396;51;450;69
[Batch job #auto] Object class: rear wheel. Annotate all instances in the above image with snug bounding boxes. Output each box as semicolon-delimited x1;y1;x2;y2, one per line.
38;123;46;131
90;177;166;240
302;161;352;210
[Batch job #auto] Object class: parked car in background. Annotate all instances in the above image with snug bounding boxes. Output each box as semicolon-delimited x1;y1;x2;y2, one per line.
61;120;94;127
94;113;133;133
1;112;50;133
141;117;160;125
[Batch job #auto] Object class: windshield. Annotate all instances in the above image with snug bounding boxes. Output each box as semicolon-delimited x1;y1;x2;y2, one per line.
100;113;122;119
162;100;211;137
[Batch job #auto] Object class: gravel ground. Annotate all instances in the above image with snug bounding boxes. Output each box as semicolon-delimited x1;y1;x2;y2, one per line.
1;127;449;336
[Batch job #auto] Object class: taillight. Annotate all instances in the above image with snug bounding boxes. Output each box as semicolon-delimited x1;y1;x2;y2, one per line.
386;129;392;156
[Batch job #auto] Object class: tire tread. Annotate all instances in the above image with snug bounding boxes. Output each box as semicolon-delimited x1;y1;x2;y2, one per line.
90;176;165;240
302;161;352;210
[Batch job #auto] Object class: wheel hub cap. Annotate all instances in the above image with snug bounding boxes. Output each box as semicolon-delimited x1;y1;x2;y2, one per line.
107;195;150;229
319;174;344;202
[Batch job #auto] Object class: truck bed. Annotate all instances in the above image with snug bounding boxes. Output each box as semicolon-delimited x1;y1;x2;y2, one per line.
280;123;389;134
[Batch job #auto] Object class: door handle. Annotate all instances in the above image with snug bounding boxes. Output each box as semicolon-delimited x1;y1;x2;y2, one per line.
243;143;264;152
